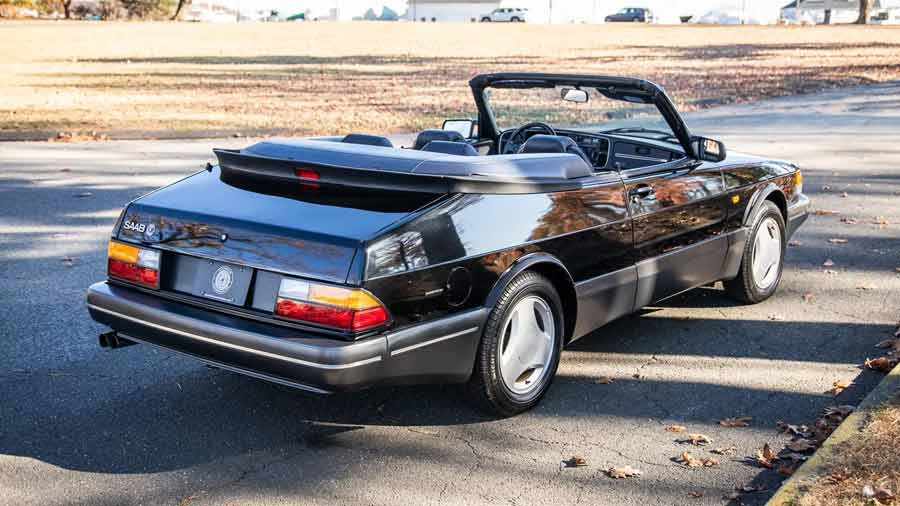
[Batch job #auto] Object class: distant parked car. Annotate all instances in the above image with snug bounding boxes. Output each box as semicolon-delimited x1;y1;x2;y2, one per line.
481;7;528;22
605;7;653;23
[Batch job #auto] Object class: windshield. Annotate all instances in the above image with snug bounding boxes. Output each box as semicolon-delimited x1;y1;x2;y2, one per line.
484;85;675;140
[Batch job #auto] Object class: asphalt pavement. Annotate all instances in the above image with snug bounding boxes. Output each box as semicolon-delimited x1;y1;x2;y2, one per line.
1;83;898;506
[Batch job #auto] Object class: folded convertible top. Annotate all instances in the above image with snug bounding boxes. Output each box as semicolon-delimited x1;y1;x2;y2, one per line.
213;138;599;194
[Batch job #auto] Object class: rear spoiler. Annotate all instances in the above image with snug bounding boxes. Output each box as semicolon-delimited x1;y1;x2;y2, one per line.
213;140;606;195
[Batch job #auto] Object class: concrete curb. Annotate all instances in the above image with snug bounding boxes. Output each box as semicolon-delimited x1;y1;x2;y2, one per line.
765;362;900;506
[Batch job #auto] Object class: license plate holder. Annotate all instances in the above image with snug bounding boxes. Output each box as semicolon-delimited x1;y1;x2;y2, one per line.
190;260;253;306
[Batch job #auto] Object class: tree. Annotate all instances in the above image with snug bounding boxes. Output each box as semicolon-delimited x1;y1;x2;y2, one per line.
171;0;189;20
856;0;872;24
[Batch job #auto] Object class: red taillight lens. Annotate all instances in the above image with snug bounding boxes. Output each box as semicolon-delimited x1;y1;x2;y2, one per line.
107;241;160;289
294;167;320;188
274;279;388;332
108;259;159;289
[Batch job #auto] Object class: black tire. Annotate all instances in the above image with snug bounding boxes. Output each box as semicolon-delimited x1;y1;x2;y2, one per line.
466;271;564;417
481;17;491;22
510;16;520;22
724;200;786;304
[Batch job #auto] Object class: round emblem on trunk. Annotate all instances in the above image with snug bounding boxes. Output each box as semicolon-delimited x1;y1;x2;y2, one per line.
211;265;234;294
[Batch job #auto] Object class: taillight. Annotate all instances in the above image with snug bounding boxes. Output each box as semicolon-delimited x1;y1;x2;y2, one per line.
107;240;160;289
294;167;320;189
274;278;388;332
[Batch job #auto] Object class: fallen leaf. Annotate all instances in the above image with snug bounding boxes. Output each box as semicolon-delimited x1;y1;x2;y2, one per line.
841;217;858;224
873;216;890;225
828;238;848;244
719;416;752;428
856;284;877;290
61;256;77;267
824;269;839;275
678;452;719;468
777;421;812;438
606;465;642;478
688;491;704;498
788;240;802;247
865;356;896;374
596;376;614;384
756;443;777;468
711;446;737;455
823;405;855;419
876;339;900;354
687;433;713;446
823;259;835;267
787;439;816;452
813;209;840;216
802;292;816;303
777;464;796;476
738;483;768;493
563;456;588;468
60;167;72;172
723;491;742;500
826;469;851;484
840;191;849;198
827;379;851;396
665;425;687;433
875;487;896;505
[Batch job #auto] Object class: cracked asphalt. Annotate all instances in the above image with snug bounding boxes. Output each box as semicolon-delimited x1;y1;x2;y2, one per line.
1;83;899;506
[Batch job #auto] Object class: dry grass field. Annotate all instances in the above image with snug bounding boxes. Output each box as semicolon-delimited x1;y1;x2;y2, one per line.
2;21;900;140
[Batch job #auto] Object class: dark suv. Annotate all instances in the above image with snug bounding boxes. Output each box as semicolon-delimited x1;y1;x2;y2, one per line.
605;7;653;23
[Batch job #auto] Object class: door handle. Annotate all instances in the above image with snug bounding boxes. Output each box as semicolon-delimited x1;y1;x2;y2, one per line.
629;184;654;199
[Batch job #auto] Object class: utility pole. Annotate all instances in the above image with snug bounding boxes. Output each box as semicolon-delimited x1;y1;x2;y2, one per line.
548;0;553;24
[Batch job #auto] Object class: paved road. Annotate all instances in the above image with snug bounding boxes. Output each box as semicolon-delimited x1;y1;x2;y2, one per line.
1;84;899;506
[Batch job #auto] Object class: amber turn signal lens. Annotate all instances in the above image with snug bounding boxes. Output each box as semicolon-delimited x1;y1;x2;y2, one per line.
107;240;160;289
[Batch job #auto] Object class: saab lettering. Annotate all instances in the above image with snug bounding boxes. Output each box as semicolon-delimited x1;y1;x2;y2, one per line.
123;221;146;233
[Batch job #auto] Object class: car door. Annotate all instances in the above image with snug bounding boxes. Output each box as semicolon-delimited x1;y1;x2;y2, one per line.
624;160;728;308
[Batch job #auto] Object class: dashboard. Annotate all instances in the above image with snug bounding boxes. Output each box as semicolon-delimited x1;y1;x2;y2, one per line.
498;128;682;171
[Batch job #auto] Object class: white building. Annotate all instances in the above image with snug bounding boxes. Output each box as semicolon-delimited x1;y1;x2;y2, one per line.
406;0;500;22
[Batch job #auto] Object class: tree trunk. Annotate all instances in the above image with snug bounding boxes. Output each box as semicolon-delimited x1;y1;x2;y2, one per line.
171;0;190;20
63;0;72;18
856;0;872;24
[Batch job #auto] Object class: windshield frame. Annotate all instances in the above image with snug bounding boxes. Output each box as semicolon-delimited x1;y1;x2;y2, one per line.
469;73;696;158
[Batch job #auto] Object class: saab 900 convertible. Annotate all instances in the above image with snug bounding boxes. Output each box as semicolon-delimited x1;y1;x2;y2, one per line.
87;73;809;416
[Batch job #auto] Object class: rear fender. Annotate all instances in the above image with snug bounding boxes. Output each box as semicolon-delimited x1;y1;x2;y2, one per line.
484;252;576;339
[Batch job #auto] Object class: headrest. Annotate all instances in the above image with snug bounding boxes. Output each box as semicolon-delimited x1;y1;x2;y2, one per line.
518;134;593;167
341;133;394;148
413;129;466;150
518;134;578;154
421;140;479;156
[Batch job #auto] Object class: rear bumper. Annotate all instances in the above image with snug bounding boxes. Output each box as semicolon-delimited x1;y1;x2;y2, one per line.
87;282;485;393
786;193;810;240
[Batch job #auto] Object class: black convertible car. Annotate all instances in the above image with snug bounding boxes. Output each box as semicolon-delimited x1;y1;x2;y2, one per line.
87;73;808;416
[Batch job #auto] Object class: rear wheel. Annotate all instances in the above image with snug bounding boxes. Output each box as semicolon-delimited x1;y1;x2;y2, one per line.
481;17;491;22
510;16;521;22
724;200;786;303
467;271;563;417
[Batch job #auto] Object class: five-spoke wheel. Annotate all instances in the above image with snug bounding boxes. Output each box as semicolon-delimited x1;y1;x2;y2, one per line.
468;271;563;416
725;200;786;303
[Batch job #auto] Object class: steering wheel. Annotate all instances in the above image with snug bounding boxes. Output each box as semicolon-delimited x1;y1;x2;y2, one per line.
502;121;556;154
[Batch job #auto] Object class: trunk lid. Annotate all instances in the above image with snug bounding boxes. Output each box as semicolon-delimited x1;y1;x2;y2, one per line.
118;167;441;285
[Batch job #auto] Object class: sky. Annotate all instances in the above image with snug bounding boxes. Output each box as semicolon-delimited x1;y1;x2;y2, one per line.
212;0;795;22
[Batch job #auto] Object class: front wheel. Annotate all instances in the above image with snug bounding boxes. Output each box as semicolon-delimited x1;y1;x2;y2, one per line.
724;200;786;303
480;17;491;22
467;271;564;417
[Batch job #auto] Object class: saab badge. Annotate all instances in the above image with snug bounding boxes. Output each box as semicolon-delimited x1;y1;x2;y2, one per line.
211;265;234;295
144;223;157;241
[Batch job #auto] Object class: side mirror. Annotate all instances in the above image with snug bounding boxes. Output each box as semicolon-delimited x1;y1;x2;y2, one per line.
694;137;726;162
442;119;476;138
561;88;589;103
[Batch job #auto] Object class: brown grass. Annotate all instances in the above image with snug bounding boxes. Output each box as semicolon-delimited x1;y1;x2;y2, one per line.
796;394;900;506
2;21;900;140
